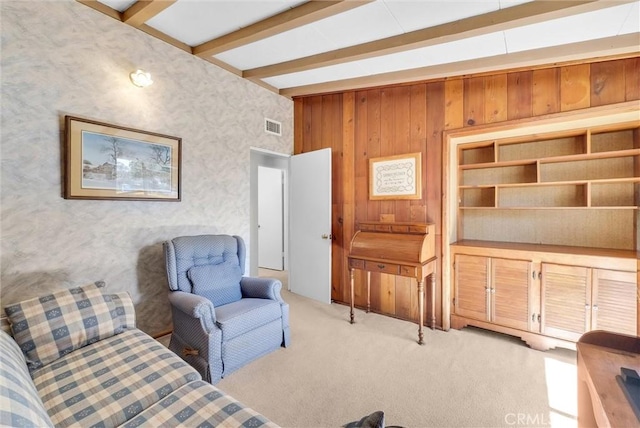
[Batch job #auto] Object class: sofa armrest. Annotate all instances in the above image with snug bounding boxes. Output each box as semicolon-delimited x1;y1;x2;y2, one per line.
240;277;283;302
168;291;217;330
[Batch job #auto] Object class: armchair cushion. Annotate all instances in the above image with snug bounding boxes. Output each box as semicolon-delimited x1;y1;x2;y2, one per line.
187;262;242;307
4;282;123;372
215;299;282;341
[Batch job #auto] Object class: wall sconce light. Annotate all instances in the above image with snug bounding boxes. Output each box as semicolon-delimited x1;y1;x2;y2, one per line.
129;69;153;88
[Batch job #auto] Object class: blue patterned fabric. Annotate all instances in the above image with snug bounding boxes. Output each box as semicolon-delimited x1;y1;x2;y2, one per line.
111;291;136;329
165;235;245;293
188;261;242;307
1;285;279;428
4;282;123;371
215;298;282;341
121;380;278;428
0;330;54;428
164;234;290;384
32;329;199;427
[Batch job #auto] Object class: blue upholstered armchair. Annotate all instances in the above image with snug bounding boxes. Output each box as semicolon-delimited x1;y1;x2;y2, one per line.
164;234;290;384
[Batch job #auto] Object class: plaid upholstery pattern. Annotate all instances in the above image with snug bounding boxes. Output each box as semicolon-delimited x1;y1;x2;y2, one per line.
32;329;200;427
4;282;123;371
111;291;136;328
121;380;278;428
0;330;54;427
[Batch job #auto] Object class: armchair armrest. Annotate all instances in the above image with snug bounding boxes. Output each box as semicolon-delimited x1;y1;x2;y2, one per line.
240;277;283;302
168;291;217;331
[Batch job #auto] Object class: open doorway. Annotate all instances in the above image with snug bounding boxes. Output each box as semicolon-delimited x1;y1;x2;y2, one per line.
258;166;284;271
249;148;289;279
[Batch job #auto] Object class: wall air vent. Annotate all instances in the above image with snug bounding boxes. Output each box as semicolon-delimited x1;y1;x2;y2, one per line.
264;118;282;136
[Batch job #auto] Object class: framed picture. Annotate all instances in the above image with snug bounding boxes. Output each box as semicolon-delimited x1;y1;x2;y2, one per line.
64;116;181;201
369;152;422;200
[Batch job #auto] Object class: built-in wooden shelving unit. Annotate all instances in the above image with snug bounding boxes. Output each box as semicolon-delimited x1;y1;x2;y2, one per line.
442;101;640;350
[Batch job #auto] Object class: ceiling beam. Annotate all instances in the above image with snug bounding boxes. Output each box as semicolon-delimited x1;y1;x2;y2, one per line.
192;0;373;58
245;0;634;79
278;33;640;98
123;0;177;27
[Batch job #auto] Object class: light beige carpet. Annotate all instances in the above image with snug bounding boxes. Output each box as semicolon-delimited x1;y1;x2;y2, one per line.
164;269;579;428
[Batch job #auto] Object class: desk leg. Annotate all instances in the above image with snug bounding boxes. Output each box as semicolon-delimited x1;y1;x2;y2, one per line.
350;268;355;324
417;278;425;345
366;271;371;313
431;268;436;330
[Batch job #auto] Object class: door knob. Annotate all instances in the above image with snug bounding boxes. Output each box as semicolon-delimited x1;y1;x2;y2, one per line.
322;234;333;240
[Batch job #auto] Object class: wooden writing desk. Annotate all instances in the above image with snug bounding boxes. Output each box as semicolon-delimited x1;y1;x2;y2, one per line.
577;330;640;427
347;222;436;345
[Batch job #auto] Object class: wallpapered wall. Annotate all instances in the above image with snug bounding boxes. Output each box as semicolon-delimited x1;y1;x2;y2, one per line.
0;1;293;336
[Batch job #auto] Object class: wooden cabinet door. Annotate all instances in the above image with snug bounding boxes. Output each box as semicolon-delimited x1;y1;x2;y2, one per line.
454;254;490;321
491;258;532;331
541;263;591;342
592;269;637;336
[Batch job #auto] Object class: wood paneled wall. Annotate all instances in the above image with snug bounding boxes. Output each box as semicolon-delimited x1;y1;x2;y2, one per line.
293;57;640;328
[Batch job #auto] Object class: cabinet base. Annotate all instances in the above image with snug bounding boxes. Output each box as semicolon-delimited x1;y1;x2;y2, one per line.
451;315;576;352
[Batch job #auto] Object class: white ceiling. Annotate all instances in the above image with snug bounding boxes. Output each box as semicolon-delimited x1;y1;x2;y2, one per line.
83;0;640;97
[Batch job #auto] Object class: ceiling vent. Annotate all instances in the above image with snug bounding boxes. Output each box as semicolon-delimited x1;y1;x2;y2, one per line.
264;118;282;136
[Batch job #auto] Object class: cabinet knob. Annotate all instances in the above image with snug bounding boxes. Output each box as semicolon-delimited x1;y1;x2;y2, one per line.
377;264;385;269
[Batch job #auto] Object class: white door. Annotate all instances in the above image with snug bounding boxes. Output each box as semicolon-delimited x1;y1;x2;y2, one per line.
289;148;332;304
258;166;284;270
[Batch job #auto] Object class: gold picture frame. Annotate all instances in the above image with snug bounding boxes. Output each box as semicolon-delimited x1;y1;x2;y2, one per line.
64;116;181;201
369;152;422;200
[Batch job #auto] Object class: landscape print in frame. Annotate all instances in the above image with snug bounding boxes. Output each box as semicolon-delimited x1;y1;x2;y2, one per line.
64;116;181;201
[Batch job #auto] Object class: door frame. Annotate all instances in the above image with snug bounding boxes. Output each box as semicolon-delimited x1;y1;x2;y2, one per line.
250;147;290;278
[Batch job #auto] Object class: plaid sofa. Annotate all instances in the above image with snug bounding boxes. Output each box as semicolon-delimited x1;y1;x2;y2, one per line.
0;282;278;428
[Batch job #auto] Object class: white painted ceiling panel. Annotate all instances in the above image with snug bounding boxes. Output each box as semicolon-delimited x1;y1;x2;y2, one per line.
263;31;506;89
311;1;404;47
620;1;640;34
87;0;640;96
97;0;136;12
383;0;501;33
215;25;331;70
505;3;638;53
215;1;406;70
146;0;305;47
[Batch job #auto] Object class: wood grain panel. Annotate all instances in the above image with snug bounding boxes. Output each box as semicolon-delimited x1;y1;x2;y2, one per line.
366;90;381;222
464;76;485;127
591;60;626;107
542;263;590;342
492;258;531;331
426;82;445;234
445;79;464;130
395;276;413;319
561;64;590;111
342;92;356;302
454;254;489;321
484;74;507;123
532;68;560;116
294;98;304;154
507;71;533;120
310;96;323;151
410;84;427;223
393;86;412;222
625;57;640;101
592;268;637;335
293;57;639;329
